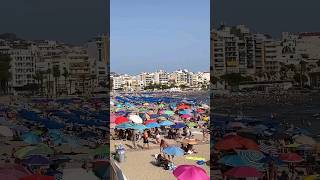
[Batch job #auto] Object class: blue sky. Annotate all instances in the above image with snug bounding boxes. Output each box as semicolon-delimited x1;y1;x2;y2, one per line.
110;0;210;74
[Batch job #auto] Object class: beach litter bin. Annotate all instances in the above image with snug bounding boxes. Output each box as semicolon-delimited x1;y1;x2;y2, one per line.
117;149;125;163
115;144;126;163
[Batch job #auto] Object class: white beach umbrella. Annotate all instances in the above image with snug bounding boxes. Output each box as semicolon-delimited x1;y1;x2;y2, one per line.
63;168;99;180
128;114;143;124
293;134;316;145
0;126;13;137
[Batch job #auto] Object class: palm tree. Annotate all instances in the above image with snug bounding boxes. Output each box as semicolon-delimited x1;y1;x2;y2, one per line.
0;54;12;95
33;70;45;96
62;67;69;95
52;66;61;98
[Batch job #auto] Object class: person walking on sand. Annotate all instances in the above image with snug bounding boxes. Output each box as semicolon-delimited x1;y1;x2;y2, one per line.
132;130;137;149
143;130;149;149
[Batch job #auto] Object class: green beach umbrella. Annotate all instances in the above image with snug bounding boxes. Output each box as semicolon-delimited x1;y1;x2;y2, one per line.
15;143;54;159
32;130;44;136
187;122;198;128
164;110;174;116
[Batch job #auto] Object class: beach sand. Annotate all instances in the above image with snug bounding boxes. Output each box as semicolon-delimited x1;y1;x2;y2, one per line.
115;144;210;180
110;130;210;180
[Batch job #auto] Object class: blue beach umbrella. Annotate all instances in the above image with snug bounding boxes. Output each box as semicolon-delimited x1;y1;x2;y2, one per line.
159;120;174;126
22;132;41;144
171;123;186;129
218;155;248;167
163;146;185;156
115;123;133;129
146;122;160;129
131;124;147;131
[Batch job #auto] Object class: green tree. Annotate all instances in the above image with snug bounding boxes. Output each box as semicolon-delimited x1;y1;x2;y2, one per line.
0;54;12;94
220;73;252;89
33;70;45;96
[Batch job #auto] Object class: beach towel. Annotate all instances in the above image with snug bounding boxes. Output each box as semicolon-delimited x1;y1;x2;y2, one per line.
186;156;206;161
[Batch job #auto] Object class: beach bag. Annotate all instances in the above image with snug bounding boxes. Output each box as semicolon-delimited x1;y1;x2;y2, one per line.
168;162;176;171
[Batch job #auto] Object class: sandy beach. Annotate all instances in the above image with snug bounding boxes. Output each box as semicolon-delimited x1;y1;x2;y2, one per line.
115;144;210;180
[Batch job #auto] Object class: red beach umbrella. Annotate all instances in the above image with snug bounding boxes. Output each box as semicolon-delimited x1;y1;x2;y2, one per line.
144;119;156;125
115;116;128;125
224;166;263;178
177;104;191;110
215;135;259;151
279;153;303;163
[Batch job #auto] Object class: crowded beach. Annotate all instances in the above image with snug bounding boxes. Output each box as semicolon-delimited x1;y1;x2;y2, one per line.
212;113;320;180
110;93;210;180
0;96;109;180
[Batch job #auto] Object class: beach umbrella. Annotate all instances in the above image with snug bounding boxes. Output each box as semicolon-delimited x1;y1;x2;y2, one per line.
150;114;159;119
177;104;191;110
62;168;99;180
115;122;133;129
22;155;50;166
173;165;209;180
159;120;174;126
218;155;248;167
0;164;31;180
0;126;13;137
284;143;301;148
259;155;284;165
163;146;185;156
110;113;117;123
224;166;263;178
115;116;128;125
293;134;316;145
144;119;156;125
15;144;54;159
130;124;147;131
236;150;265;162
181;114;192;119
20;175;55;180
279;153;303;163
187;122;197;128
171;123;186;129
259;143;278;156
145;122;160;129
164;110;174;116
215;135;259;151
128;114;143;124
179;110;191;115
196;108;206;113
22;132;41;145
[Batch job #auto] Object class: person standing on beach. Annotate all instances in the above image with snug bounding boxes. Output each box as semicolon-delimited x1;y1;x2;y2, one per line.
132;130;137;149
143;130;149;149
